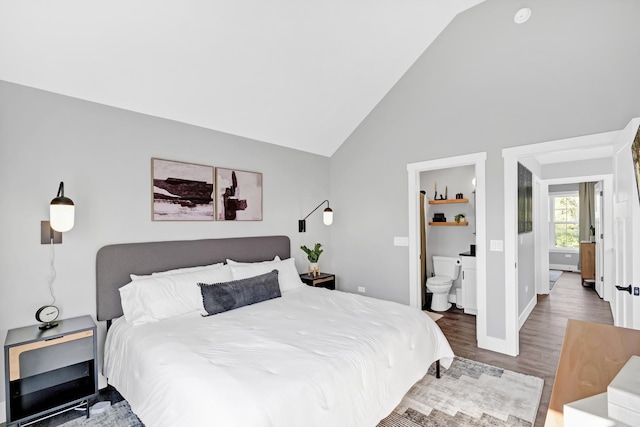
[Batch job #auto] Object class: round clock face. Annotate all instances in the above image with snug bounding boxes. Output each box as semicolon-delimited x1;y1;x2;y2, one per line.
35;305;60;323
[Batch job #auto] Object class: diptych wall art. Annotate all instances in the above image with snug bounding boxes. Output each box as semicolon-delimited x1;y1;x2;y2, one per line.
215;167;263;221
633;126;640;206
151;158;262;222
152;158;215;221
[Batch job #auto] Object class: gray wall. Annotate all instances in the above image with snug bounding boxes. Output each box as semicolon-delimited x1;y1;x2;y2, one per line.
549;183;579;193
549;252;579;270
329;0;640;341
0;81;331;407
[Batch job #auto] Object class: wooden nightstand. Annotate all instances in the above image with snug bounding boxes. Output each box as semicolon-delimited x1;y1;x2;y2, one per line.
4;315;98;426
300;272;336;290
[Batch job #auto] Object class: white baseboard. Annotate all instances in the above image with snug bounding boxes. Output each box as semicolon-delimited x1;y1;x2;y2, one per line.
477;335;518;357
549;263;579;272
1;401;5;423
519;295;537;330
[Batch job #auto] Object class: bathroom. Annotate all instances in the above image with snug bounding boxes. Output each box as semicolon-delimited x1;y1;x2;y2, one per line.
420;165;476;313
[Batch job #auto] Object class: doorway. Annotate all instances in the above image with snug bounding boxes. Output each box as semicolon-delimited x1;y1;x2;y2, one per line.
407;152;489;350
502;131;618;355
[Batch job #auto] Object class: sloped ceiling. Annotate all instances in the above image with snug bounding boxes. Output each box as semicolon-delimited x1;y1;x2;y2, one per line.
0;0;483;156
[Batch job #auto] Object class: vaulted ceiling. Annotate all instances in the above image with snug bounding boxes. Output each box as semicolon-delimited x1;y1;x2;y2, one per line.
0;0;484;156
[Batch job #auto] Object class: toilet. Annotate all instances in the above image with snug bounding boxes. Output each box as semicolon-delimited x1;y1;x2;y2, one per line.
426;256;461;312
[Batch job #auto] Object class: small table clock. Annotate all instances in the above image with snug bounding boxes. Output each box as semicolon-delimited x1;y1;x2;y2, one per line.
35;304;60;329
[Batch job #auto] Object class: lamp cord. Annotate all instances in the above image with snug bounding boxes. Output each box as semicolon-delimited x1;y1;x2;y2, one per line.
48;236;57;305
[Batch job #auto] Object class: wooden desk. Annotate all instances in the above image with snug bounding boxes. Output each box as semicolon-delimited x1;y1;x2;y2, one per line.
545;319;640;426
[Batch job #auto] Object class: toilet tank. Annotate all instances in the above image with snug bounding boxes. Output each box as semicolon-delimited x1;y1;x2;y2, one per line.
433;256;462;280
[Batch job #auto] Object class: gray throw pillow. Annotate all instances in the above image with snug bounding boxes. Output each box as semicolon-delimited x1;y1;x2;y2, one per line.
198;269;281;316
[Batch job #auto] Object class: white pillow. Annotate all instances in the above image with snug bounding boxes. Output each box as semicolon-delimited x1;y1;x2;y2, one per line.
225;256;281;265
229;257;304;293
129;262;225;281
119;264;233;325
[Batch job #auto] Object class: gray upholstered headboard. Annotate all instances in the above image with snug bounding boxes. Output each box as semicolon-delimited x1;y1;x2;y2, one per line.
96;235;290;322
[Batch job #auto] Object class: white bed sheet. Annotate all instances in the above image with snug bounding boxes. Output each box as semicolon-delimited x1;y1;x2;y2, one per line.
104;286;454;427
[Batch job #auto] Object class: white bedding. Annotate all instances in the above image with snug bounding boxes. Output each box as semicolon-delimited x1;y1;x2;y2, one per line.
104;286;454;427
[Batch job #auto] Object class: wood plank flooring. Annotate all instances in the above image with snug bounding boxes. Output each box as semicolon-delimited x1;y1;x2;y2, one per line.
437;272;613;427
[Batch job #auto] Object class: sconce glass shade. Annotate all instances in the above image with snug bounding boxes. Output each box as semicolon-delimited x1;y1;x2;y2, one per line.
323;208;333;225
299;200;333;232
50;182;75;232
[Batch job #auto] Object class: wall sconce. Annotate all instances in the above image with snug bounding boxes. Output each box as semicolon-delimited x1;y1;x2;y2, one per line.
299;200;333;232
41;182;75;244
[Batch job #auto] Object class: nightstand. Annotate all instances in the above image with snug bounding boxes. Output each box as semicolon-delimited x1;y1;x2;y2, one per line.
300;272;336;290
4;315;98;426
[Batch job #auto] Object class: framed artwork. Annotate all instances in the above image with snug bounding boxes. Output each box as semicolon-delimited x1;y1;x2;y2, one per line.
215;167;263;221
633;125;640;207
151;158;214;221
518;162;533;234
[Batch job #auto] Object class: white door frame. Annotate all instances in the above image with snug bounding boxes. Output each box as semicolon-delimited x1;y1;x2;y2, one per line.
407;152;489;348
503;131;618;355
535;176;549;295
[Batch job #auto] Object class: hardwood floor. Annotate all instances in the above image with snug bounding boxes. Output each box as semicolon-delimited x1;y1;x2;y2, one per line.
437;272;613;427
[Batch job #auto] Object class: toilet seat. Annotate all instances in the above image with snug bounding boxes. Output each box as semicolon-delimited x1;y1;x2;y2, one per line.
427;276;451;285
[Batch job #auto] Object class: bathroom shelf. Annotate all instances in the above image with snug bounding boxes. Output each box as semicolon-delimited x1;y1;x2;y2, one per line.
429;221;469;226
428;198;468;205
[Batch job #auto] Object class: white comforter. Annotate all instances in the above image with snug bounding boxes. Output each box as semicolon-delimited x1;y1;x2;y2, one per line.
104;286;454;427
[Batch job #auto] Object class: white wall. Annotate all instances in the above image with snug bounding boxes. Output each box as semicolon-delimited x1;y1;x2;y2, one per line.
0;81;331;411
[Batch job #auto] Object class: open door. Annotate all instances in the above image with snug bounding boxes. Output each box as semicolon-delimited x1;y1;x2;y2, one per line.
612;118;640;329
594;181;604;298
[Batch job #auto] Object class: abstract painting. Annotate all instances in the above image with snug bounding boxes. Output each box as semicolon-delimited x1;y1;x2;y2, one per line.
633;125;640;206
518;162;532;234
152;158;214;221
215;167;263;221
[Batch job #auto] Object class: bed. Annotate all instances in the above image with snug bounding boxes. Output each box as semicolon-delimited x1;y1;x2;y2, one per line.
97;235;454;427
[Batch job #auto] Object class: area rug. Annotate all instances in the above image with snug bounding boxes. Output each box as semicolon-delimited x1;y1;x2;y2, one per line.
378;357;544;427
59;358;543;427
549;269;563;290
58;401;142;427
424;311;443;322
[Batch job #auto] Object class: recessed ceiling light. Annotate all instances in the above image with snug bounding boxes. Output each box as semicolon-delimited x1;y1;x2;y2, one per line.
514;7;532;24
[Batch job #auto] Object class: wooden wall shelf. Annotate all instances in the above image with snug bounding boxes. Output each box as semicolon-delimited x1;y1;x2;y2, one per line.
428;221;469;226
428;198;468;205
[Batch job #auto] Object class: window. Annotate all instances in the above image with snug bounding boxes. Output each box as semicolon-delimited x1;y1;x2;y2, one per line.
550;193;579;249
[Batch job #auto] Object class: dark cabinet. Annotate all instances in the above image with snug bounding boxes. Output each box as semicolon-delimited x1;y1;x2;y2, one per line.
300;273;336;290
4;315;98;426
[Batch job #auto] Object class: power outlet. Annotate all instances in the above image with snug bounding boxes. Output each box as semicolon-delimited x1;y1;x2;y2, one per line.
357;286;366;293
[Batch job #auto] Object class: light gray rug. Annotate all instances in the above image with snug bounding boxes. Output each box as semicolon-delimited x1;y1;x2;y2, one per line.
59;358;543;427
378;357;544;427
549;269;563;289
58;401;142;427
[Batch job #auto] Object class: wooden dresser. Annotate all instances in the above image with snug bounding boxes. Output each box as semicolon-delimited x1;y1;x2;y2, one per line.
579;242;595;285
545;320;640;426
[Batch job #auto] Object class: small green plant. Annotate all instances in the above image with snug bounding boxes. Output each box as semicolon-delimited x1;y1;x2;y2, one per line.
454;214;465;223
300;243;323;263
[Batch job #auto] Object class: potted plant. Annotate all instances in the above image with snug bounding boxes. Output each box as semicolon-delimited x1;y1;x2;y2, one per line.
301;243;323;276
454;213;466;224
